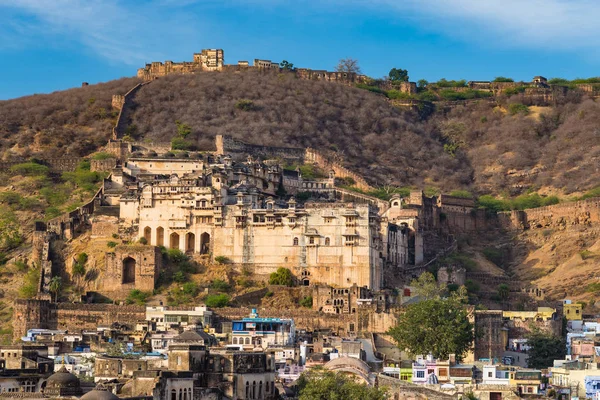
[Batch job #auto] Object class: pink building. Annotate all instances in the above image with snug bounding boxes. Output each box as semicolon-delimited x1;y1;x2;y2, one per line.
572;339;595;359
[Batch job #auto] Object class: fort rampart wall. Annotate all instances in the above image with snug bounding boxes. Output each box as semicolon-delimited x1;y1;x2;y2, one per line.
498;198;600;230
112;82;146;140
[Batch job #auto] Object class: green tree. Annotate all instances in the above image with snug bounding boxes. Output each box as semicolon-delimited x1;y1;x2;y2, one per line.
388;295;474;360
411;272;445;299
417;79;429;89
300;296;313;308
205;294;230;308
297;368;387;400
48;276;63;302
389;68;409;82
268;267;294;286
335;58;362;74
19;266;41;298
493;76;514;82
175;120;192;138
280;60;294;71
497;284;510;302
526;333;566;369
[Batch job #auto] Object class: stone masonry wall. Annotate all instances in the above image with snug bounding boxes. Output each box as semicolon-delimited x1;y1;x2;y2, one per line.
13;300;145;340
215;135;305;161
498;198;600;231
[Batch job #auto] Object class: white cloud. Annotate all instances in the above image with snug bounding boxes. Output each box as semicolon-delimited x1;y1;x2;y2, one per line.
0;0;203;65
356;0;600;51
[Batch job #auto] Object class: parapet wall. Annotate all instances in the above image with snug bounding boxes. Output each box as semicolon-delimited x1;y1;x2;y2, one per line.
499;198;600;230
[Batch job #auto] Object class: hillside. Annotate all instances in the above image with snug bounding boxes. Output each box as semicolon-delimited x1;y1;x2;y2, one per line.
1;71;599;196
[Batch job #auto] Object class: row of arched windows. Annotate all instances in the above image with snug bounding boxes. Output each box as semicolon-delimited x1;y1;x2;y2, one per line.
245;380;274;399
293;237;331;246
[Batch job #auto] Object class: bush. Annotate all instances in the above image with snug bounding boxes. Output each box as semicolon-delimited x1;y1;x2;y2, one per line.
586;282;600;293
493;77;514;82
580;250;596;260
126;289;152;305
264;290;274;298
269;268;294;286
10;162;49;177
299;296;313;308
508;103;529;115
214;256;230;265
234;99;255;111
138;237;148;245
107;241;118;248
171;137;196;151
465;279;480;294
172;271;186;283
167;249;188;264
205;293;230;308
0;192;23;206
210;279;231;292
13;260;28;272
449;190;472;199
181;282;199;297
91;152;115;160
482;248;503;266
19;266;41;298
581;186;600;200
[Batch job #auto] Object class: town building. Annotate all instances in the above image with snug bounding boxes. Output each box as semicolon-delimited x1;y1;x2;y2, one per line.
146;306;213;331
231;310;295;350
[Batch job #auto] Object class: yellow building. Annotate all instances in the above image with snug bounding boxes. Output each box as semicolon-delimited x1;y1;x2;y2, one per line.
502;307;556;321
510;369;542;395
563;302;583;321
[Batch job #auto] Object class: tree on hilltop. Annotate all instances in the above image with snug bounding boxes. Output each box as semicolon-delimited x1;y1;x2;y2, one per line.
389;68;409;82
336;58;362;74
280;60;294;71
493;76;514;82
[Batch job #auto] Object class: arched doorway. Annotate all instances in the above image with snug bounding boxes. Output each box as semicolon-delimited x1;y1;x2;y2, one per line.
122;257;136;284
200;233;210;255
186;232;195;253
156;227;164;246
143;227;151;243
170;232;180;250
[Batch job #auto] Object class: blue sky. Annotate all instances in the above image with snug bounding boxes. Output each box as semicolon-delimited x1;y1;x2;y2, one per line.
1;0;600;100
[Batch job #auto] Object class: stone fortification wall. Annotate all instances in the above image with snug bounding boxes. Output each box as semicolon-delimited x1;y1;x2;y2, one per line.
112;82;146;140
90;158;117;172
499;198;600;231
0;158;83;173
13;299;145;340
305;148;373;191
214;135;305;160
214;306;398;335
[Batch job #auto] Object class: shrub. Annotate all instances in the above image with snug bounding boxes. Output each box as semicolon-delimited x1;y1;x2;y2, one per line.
72;262;86;277
586;283;600;293
482;248;503;266
138;237;148;245
449;190;472;199
581;186;600;200
465;279;480;294
508;103;529;115
234;99;255;111
181;282;199;297
19;266;41;298
264;290;274;298
299;296;313;308
205;293;230;308
10;162;49;176
210;279;231;292
580;250;596;260
107;241;118;248
13;260;28;272
172;271;186;283
0;192;23;207
214;256;230;265
126;289;152;305
91;152;115;160
269;268;293;286
171;137;196;151
167;249;188;264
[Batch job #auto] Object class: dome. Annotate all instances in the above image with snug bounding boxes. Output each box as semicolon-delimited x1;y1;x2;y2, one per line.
47;366;80;386
80;388;120;400
44;366;82;396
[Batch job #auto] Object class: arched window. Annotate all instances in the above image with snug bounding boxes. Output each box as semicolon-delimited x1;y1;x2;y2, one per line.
246;382;249;398
233;337;238;345
325;237;330;246
293;237;299;246
171;389;176;400
252;381;256;399
259;381;263;398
